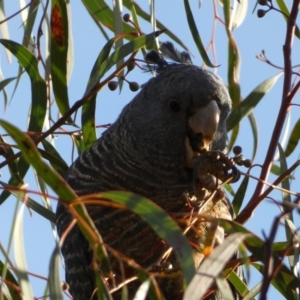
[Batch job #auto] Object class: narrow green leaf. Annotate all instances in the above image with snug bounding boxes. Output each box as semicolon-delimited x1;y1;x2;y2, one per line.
0;2;11;63
271;163;294;179
227;36;241;107
0;157;28;204
41;139;69;176
242;282;261;300
0;39;47;132
0;136;22;183
85;36;120;95
0;120;75;200
94;266;112;300
112;0;125;93
225;269;251;298
276;0;300;39
219;220;300;295
0;181;55;223
227;73;282;131
278;144;297;270
81;31;163;153
82;36;119;149
216;277;235;300
222;0;241;106
90;30;163;92
13;202;34;299
0;77;17;91
248;112;259;161
0;39;47;204
21;0;41;50
123;0;189;51
49;246;64;300
285;118;300;157
184;233;249;300
50;0;71;121
252;263;296;300
82;0;135;35
230;0;248;31
97;191;195;287
134;278;151;300
222;0;231;28
0;259;20;300
228;123;239;149
183;0;215;67
224;183;235;197
0;120;112;276
232;175;249;215
73;133;86;156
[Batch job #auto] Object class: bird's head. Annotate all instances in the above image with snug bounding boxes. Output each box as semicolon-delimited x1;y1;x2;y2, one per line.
116;44;231;171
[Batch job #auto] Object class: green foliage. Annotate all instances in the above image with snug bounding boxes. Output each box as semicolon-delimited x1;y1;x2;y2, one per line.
0;1;300;299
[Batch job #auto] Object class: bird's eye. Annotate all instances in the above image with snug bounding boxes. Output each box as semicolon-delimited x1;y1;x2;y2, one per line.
169;100;181;112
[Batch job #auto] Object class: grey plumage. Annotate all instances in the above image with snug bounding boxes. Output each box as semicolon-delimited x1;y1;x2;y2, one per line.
56;44;238;300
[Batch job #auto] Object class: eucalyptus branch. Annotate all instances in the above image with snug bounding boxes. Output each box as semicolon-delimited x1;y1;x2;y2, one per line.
0;51;139;169
236;0;300;224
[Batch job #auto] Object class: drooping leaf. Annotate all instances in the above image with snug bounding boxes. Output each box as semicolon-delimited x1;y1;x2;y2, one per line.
21;0;41;50
184;233;249;300
0;181;55;223
278;144;299;271
228;123;239;151
224;267;251;298
242;282;261;300
82;0;135;35
123;0;189;51
276;0;300;39
230;0;248;31
183;0;215;67
232;175;249;215
252;263;296;300
48;246;64;300
0;120;112;276
82;35;122;149
285;118;300;157
90;191;195;288
227;73;282;131
0;39;47;132
0;76;17;91
13;202;34;299
0;259;20;300
0;2;11;63
216;277;235;300
248;112;259;161
41;139;69;176
0;39;47;203
50;0;72;122
222;0;241;106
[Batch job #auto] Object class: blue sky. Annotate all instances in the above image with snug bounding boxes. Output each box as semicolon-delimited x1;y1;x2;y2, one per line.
0;1;300;299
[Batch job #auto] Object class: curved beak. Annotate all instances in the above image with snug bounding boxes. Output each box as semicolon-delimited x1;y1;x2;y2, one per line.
185;101;220;167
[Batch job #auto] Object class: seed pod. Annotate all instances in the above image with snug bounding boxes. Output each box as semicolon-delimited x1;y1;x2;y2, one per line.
258;0;268;5
123;13;131;22
108;81;118;91
243;159;252;168
257;9;267;18
233;145;242;155
129;81;140;92
127;60;136;72
0;145;7;156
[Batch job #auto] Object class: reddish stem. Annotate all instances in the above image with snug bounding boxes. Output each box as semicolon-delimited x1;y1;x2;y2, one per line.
235;1;300;224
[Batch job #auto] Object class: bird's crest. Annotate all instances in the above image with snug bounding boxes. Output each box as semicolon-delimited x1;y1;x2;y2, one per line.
145;42;192;73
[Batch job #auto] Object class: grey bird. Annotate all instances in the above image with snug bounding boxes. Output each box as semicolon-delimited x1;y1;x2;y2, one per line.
56;43;238;300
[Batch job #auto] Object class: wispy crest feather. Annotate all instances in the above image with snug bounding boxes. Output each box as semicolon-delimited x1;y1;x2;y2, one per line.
145;42;192;72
